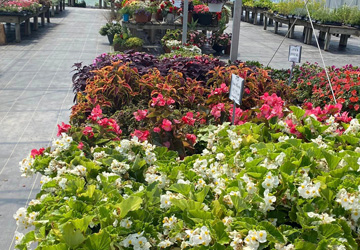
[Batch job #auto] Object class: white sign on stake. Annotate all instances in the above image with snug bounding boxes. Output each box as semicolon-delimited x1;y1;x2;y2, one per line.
173;0;181;8
288;45;302;63
229;74;245;105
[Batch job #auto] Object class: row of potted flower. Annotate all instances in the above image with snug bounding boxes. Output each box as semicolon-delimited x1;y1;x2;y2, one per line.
0;0;42;14
117;0;228;25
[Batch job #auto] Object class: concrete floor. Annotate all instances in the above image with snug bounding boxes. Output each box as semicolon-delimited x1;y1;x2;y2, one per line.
0;7;110;249
0;7;360;250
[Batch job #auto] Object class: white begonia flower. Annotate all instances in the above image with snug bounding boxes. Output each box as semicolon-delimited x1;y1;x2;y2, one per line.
158;239;173;248
160;191;173;209
19;155;35;177
275;243;295;250
115;139;131;154
144;150;156;164
58;178;67;189
120;217;132;229
259;189;276;213
52;133;73;150
40;175;52;186
307;212;335;224
278;135;290;142
344;118;360;135
69;165;86;176
177;179;191;185
195;179;206;190
261;172;279;191
244;230;260;250
311;135;328;148
257;230;267;243
163;215;177;230
222;216;233;227
261;158;278;170
216;153;225;161
298;179;320;199
14;231;24;245
351;208;360;221
186;226;211;247
111;159;130;175
275;152;286;166
246;181;257;194
93;151;108;161
113;219;118;227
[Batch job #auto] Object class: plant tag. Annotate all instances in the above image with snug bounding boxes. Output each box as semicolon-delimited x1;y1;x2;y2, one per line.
174;0;181;8
288;45;302;63
229;74;245;105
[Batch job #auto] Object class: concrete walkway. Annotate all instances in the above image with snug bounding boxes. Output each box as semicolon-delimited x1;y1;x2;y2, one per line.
0;7;110;249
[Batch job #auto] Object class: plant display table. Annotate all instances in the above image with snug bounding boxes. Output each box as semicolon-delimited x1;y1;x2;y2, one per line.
0;7;50;42
122;21;219;43
262;12;360;51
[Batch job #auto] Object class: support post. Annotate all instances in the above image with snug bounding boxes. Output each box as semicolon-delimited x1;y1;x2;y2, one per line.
34;16;38;30
0;24;6;45
324;31;331;51
181;0;189;44
274;21;278;34
230;0;242;62
339;34;349;47
288;61;295;85
15;22;21;42
263;15;268;30
319;31;326;40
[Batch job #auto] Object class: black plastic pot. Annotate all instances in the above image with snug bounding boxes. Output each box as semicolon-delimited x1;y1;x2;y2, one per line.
212;43;225;53
107;34;114;45
197;13;212;26
323;21;342;26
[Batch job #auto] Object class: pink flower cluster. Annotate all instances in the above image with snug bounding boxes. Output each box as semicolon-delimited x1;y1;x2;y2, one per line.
151;94;175;107
211;103;226;119
57;122;71;137
181;112;195;126
303;102;351;123
257;93;284;120
208;83;229;98
133;109;148;121
131;129;150;142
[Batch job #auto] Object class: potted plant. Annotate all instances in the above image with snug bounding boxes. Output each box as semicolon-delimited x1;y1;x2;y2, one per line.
206;0;226;13
158;0;178;23
210;32;231;54
161;29;182;51
123;37;144;51
99;21;123;44
129;1;152;23
193;4;211;25
119;5;132;21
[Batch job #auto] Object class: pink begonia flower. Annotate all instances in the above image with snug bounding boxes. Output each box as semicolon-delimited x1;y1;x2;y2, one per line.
107;119;122;135
166;98;175;105
208;83;229;98
83;126;94;138
77;142;84;150
30;148;45;158
57;122;71;137
181;112;195;126
153;127;161;133
88;104;103;121
229;105;248;125
131;129;150;142
186;134;197;145
133;109;148;121
163;141;171;148
211;103;225;119
161;119;172;131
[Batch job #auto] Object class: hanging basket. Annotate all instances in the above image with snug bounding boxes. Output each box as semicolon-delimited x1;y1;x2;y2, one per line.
197;13;212;26
208;3;223;13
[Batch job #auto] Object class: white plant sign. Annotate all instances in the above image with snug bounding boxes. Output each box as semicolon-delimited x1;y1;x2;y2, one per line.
288;45;302;63
229;74;245;105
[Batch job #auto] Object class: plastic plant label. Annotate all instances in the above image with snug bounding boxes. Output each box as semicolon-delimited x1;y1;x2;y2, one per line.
229;74;245;105
288;45;302;63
